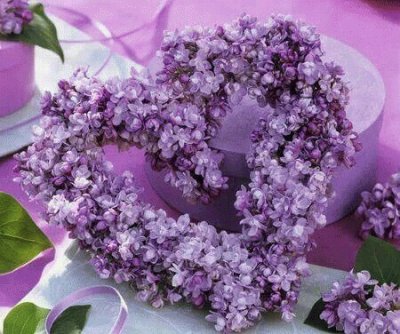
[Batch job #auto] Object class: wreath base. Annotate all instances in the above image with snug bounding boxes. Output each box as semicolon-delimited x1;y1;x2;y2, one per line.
145;35;385;231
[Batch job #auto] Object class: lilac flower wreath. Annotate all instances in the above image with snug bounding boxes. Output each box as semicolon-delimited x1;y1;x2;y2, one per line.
15;14;360;332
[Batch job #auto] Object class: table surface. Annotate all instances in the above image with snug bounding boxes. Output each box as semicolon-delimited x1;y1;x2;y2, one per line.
1;0;400;309
0;240;347;333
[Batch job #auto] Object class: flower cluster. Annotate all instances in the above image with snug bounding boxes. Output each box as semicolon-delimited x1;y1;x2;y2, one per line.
320;270;400;333
0;0;32;35
358;172;400;240
155;14;360;205
15;14;359;333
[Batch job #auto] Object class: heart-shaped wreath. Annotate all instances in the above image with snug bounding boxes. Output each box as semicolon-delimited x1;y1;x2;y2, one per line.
15;14;360;333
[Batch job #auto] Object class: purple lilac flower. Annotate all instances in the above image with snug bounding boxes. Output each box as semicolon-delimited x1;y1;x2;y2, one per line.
14;13;360;333
0;0;32;35
320;270;400;334
358;172;400;240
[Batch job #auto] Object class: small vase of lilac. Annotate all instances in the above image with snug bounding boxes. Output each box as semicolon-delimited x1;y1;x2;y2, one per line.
305;237;400;333
0;0;63;61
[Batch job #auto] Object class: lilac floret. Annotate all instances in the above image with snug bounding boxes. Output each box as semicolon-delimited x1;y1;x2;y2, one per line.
0;0;32;35
358;172;400;240
320;270;400;334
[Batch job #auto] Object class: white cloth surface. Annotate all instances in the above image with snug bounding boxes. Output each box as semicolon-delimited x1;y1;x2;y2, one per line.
0;238;346;334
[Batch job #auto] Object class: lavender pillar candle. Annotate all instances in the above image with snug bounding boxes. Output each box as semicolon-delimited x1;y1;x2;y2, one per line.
145;36;385;231
0;41;35;117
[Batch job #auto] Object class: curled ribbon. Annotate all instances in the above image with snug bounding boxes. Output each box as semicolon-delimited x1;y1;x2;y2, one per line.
45;285;128;334
52;0;174;45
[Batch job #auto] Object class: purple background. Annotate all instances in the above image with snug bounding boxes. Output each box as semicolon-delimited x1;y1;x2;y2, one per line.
1;0;400;307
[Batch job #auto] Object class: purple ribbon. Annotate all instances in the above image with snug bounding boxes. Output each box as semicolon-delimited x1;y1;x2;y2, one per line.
48;0;173;44
45;285;128;334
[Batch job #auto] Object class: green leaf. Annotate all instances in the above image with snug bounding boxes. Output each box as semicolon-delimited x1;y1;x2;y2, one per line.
0;4;64;62
354;236;400;285
50;305;91;334
0;192;52;274
3;302;50;334
304;298;339;333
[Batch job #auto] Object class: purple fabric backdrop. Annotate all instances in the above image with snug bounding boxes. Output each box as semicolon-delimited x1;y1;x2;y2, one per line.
1;0;399;307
